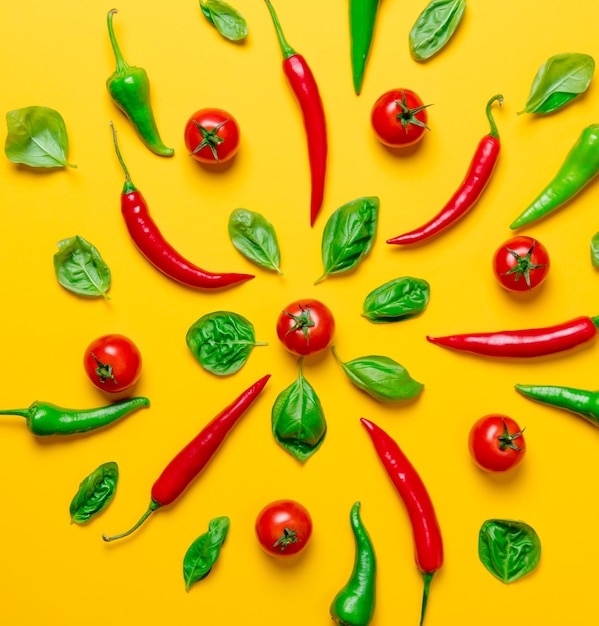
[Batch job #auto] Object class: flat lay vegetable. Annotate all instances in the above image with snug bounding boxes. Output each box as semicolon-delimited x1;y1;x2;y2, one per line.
70;462;119;524
349;0;381;95
199;0;248;41
370;89;431;148
102;374;270;542
183;516;230;590
83;334;142;393
468;415;526;472
591;231;599;267
255;499;312;556
276;299;335;357
184;108;240;164
409;0;466;62
388;94;503;245
492;236;550;292
361;276;430;323
228;208;282;273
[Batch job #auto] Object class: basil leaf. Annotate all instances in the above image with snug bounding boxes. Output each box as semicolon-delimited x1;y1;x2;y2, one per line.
53;235;111;299
409;0;466;62
332;347;424;404
5;106;76;168
199;0;248;41
478;519;541;584
186;311;266;376
183;516;230;591
519;53;595;114
272;360;327;462
228;208;282;273
591;232;599;267
362;276;430;323
69;462;119;525
316;197;379;284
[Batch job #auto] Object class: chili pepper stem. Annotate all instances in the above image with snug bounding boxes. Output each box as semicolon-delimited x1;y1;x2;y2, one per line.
109;121;136;194
0;408;29;417
420;571;434;626
485;94;503;138
102;500;161;542
107;9;129;75
264;0;296;59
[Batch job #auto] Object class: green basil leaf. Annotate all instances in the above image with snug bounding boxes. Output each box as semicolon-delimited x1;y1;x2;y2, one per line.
199;0;248;41
183;516;230;591
332;348;424;404
53;235;111;299
362;276;430;323
519;53;595;114
228;208;282;273
186;311;266;376
591;232;599;267
409;0;466;62
272;360;327;462
316;196;379;284
478;519;541;584
5;106;76;168
69;462;119;525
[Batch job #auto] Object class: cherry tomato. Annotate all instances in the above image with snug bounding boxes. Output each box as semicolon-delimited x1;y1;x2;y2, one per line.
371;88;431;148
83;334;142;394
255;499;313;557
493;236;550;292
468;414;526;472
184;108;240;164
276;299;335;357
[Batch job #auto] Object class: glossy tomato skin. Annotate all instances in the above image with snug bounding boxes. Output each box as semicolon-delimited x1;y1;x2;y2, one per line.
184;108;240;164
83;334;142;394
276;299;335;357
255;499;313;557
493;236;550;292
468;414;526;472
371;88;430;148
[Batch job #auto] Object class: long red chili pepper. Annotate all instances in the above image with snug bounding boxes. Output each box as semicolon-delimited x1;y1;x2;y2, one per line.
427;315;599;358
103;374;270;542
109;122;254;289
264;0;328;227
360;417;443;626
387;94;503;245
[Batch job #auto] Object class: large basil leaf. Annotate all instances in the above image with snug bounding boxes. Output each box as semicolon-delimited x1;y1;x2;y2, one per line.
183;516;230;591
316;197;379;284
199;0;248;41
362;277;430;323
53;235;111;299
409;0;466;62
69;462;119;525
272;360;326;462
186;311;266;376
519;53;595;114
228;208;282;273
591;232;599;267
5;106;76;168
478;519;541;584
332;348;423;404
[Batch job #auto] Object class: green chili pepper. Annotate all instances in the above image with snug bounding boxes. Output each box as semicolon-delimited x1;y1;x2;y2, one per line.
510;124;599;229
349;0;380;95
0;396;149;436
330;501;376;626
106;9;174;157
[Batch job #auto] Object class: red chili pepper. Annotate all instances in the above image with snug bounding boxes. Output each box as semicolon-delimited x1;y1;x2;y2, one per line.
360;417;443;626
109;122;254;289
427;315;599;358
102;374;270;542
387;94;503;246
264;0;328;227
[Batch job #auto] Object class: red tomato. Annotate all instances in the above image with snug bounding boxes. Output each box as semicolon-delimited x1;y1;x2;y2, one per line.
276;299;335;356
255;499;312;557
83;334;142;394
184;108;240;164
493;236;550;292
468;414;526;472
371;88;431;148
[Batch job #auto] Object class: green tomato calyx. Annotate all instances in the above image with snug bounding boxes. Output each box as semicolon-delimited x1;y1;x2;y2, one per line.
501;240;546;289
284;304;315;344
394;90;431;132
498;418;525;452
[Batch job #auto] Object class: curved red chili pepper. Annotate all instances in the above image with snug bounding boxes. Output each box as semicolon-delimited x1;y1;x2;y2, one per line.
427;315;599;358
109;123;254;289
360;417;442;626
387;94;503;246
264;0;328;227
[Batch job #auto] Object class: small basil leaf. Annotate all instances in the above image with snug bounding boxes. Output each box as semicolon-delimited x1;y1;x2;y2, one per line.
183;516;230;591
409;0;466;62
591;232;599;267
362;277;430;323
519;53;595;114
5;106;76;168
316;196;379;284
272;360;327;462
199;0;248;41
228;208;282;273
53;235;111;299
69;462;119;525
332;348;424;404
478;519;541;584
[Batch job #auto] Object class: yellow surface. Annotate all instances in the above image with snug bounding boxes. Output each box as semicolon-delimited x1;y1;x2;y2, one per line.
1;1;599;624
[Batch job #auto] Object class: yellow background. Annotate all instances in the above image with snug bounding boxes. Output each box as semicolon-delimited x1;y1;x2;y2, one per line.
1;1;598;624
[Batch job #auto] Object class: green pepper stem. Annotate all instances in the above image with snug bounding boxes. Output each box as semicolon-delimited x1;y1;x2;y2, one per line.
0;408;30;418
419;571;434;626
107;9;130;74
102;500;161;542
109;121;137;193
264;0;296;60
485;94;504;139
